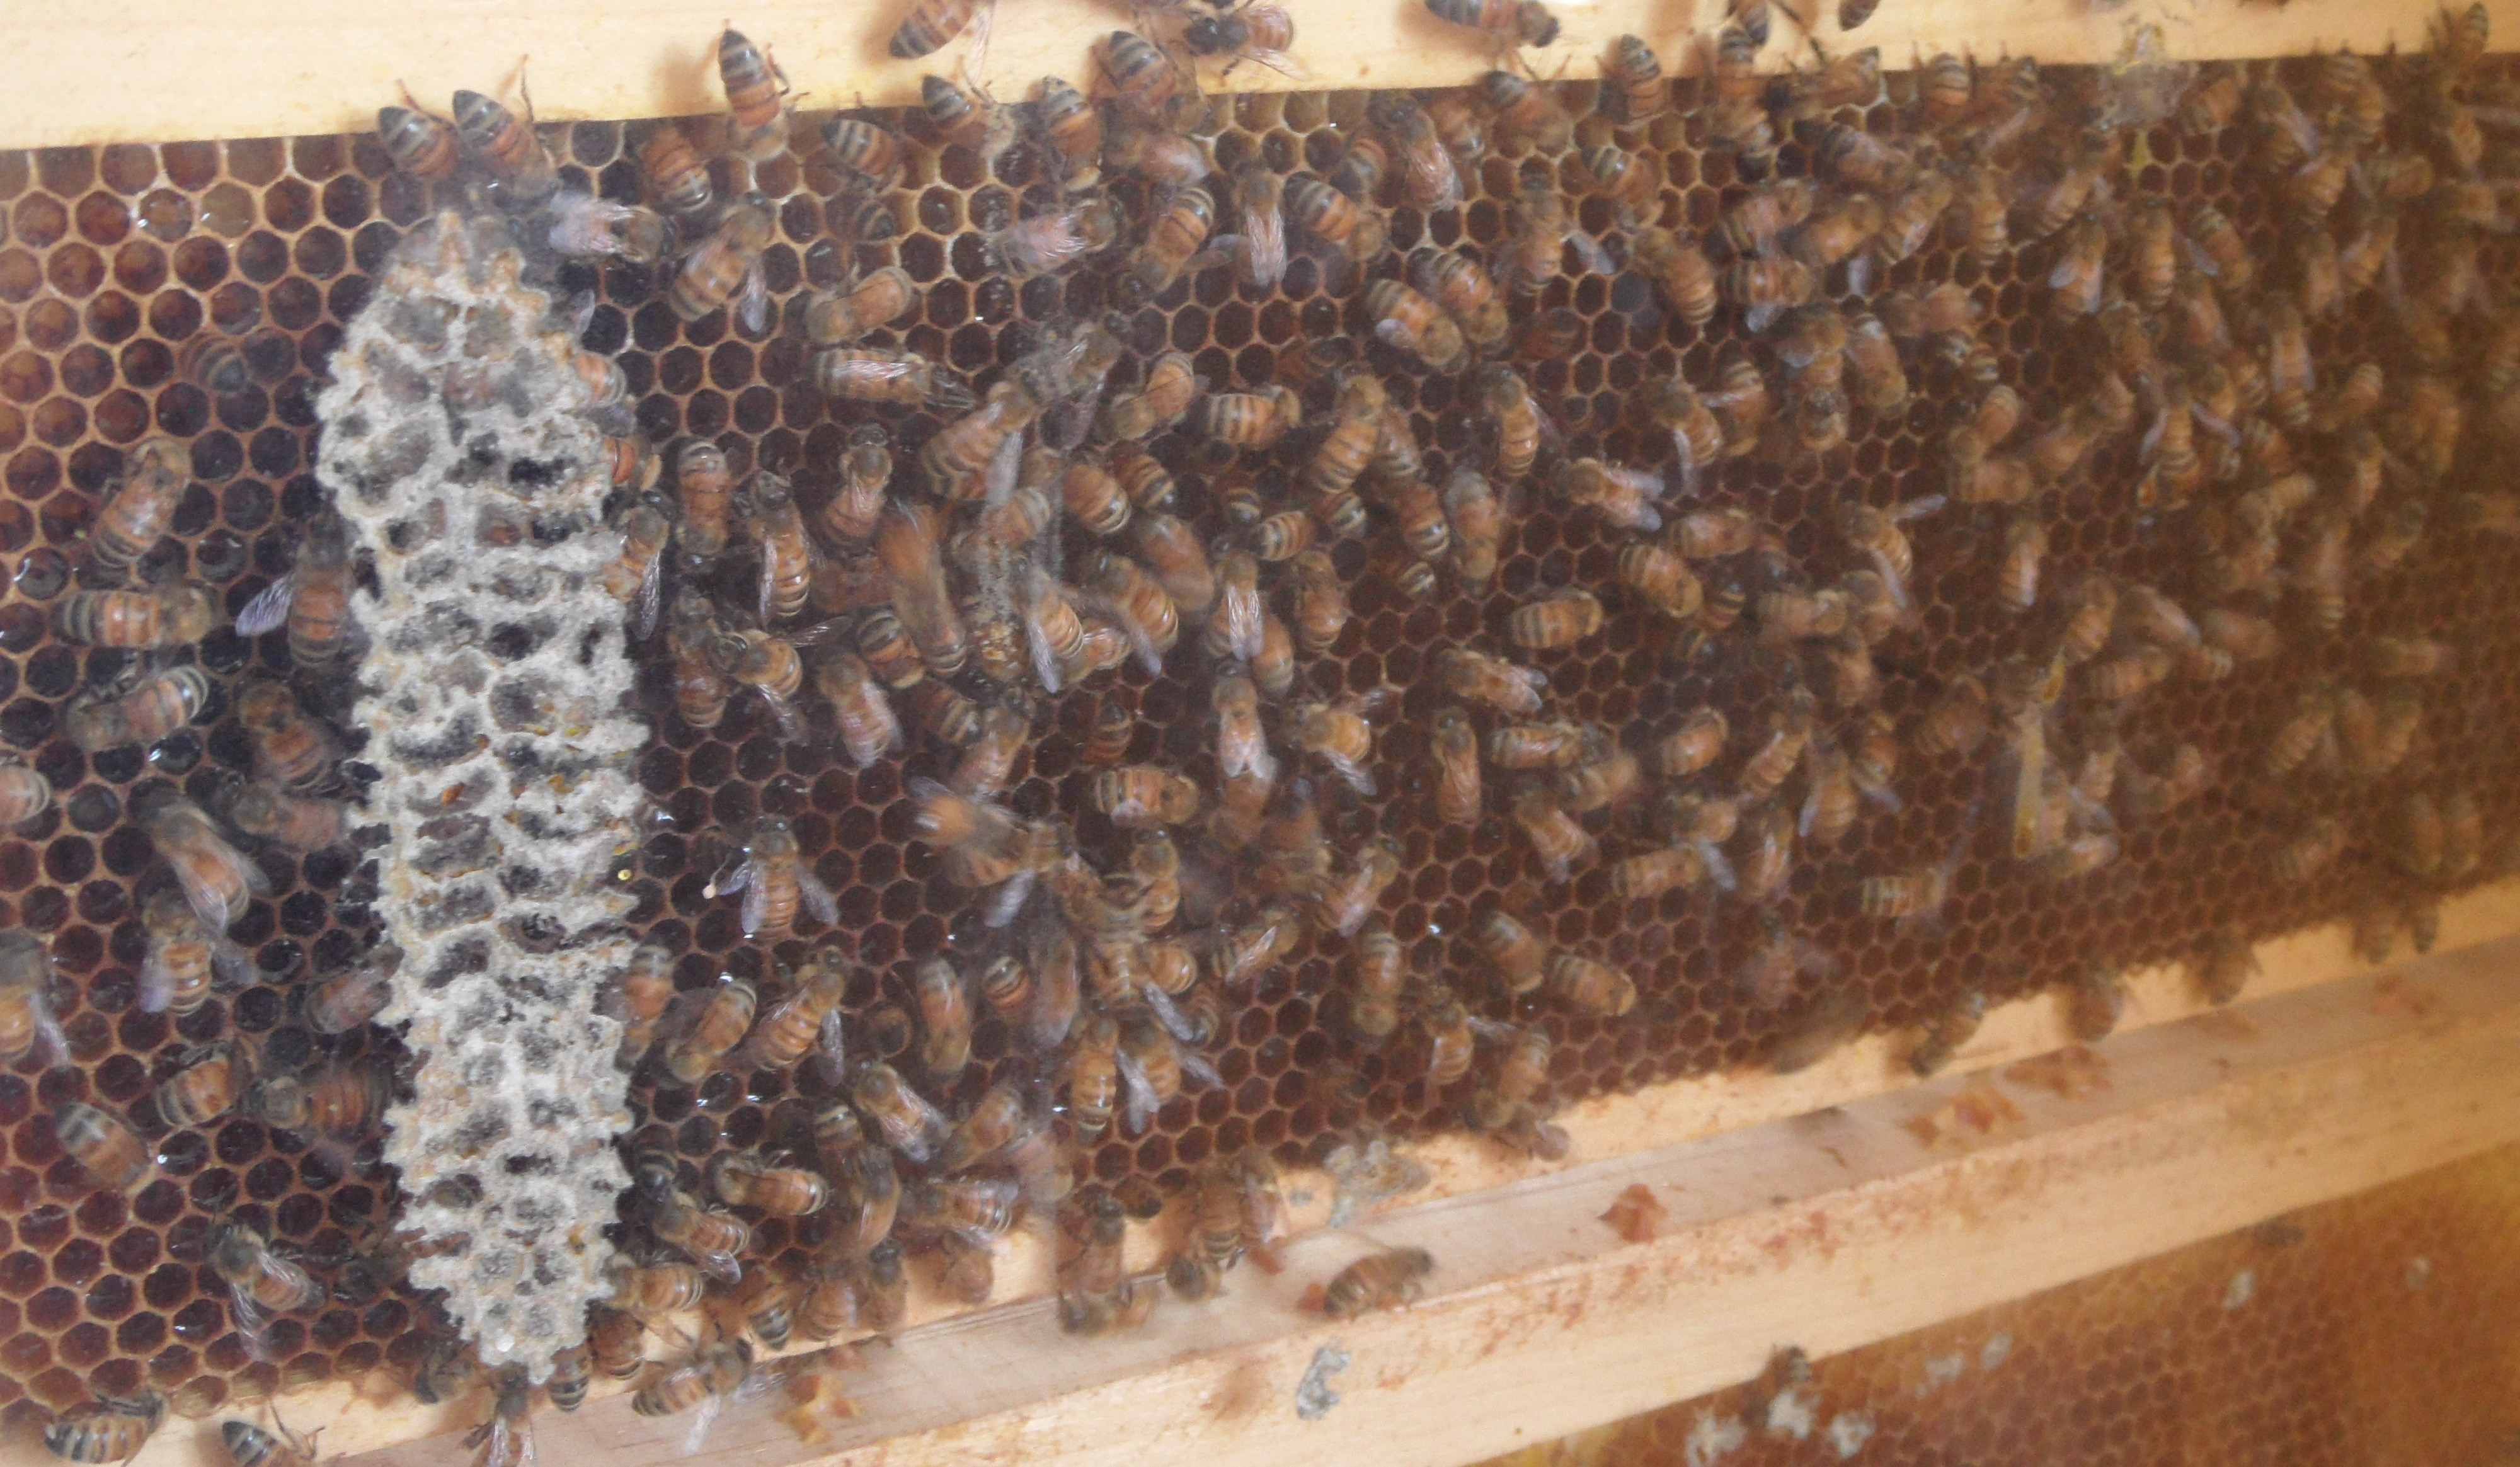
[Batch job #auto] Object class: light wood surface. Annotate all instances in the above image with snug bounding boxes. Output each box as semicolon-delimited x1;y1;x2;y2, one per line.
307;927;2520;1467
129;884;2520;1467
1;0;2510;151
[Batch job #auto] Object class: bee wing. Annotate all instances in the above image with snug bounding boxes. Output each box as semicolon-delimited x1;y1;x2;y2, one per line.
171;864;239;937
1178;1044;1222;1090
740;868;771;939
799;869;840;926
757;551;777;625
1221;580;1263;663
1144;984;1198;1043
1671;428;1702;497
1116;1047;1159;1135
762;687;808;743
1326;750;1375;797
815;1009;848;1084
1372;317;1419;354
636;552;665;639
138;952;176;1015
228;1283;270;1359
981;428;1026;507
985;868;1036;928
1569;230;1616;278
1692;837;1739;892
680;1393;726;1456
234;576;297;637
788;618;852;649
1742;297;1788;334
731;251;774;334
1844;249;1874;297
696;1250;744;1284
1853;772;1904;813
1413;149;1463;212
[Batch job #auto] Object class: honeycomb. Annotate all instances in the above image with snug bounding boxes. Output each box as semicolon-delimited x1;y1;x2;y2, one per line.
0;26;2515;1440
1480;1141;2520;1467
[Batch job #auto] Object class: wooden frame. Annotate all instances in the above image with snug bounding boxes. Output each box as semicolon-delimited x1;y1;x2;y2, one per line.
3;1;2514;151
298;912;2520;1467
123;879;2520;1467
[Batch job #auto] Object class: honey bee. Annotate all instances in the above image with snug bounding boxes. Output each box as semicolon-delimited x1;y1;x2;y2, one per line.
1580;144;1660;229
803;266;917;348
209;1218;324;1344
1316;838;1402;937
1102;353;1205;442
897;955;971;1077
1870;168;1956;270
1322;1247;1435;1318
1723;255;1817;334
236;678;343;796
1106;521;1206;636
1598;33;1668;122
0;751;47;831
921;70;1017;168
1857;859;1954;929
1054;1187;1148;1334
56;1102;154;1194
1435;649;1546;726
227;783;353;858
1908;991;1986;1077
660;976;757;1087
1507;587;1604;651
668;202;773;333
1287;174;1389;267
885;0;990;58
64;664;212;752
710;1151;832;1218
1120;186;1217;307
1559;457;1663;534
136;789;268;932
2364;634;2456;681
145;1039;245;1131
1367;278;1468;373
631;1339;756;1447
2266;813;2350;882
1913;675;1991;758
42;1392;165;1464
1627;227;1718;334
1092;765;1203;827
1101;28;1202;130
637;123;716;225
452;88;559;208
1611;845;1705;903
2119;742;2209;821
1513;789;1596;882
51;582;219;648
1033;76;1107;190
1653;708;1728;780
2196;926;2257;1007
297;944;397;1042
1441;467;1504;591
223;1419;322;1467
811;348;975;418
874;499;972;676
709;814;836;940
251;1061;389;1139
1282;547;1347;653
607;946;677;1071
81;437;190;585
842;1061;948;1163
1199;385;1304;452
378;96;461;180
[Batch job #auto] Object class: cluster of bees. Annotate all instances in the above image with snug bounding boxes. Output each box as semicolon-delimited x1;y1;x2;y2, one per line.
16;0;2520;1459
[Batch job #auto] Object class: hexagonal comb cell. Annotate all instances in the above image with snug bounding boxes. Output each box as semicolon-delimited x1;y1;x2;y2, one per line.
0;35;2514;1429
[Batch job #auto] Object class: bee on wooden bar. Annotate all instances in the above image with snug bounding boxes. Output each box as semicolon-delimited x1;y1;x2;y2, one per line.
42;1392;165;1464
452;88;558;208
1322;1247;1436;1318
